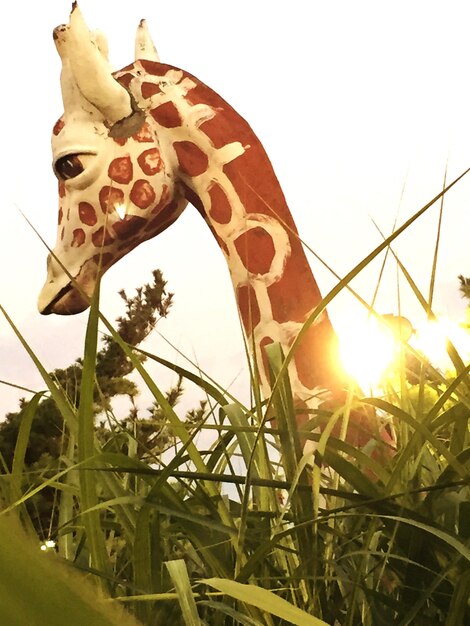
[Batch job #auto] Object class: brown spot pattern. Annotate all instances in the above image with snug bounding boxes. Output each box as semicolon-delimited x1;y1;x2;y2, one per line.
217;237;229;257
237;284;260;335
108;156;133;184
58;182;65;198
151;185;170;214
183;76;301;236
112;215;146;239
99;186;125;213
205;222;229;257
133;122;154;143
116;72;134;90
234;227;275;275
199;115;231;150
180;182;203;212
58;207;63;225
92;252;114;267
173;141;209;177
294;319;340;391
71;228;85;247
150;101;182;128
117;237;139;251
260;336;275;382
92;227;114;247
267;236;320;324
53;118;64;136
208;182;232;224
144;198;180;233
113;137;128;147
78;202;97;226
137;148;163;176
130;179;156;209
141;81;161;98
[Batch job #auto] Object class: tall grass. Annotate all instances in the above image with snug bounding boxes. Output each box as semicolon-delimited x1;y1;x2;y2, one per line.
1;172;469;625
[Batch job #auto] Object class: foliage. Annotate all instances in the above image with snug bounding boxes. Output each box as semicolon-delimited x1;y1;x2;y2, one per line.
0;270;173;463
458;275;470;302
1;180;470;625
0;513;141;626
0;270;193;538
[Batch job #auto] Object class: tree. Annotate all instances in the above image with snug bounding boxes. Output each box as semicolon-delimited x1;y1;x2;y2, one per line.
0;270;203;537
458;274;470;302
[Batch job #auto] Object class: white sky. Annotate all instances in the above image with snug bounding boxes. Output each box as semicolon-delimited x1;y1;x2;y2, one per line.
1;0;470;420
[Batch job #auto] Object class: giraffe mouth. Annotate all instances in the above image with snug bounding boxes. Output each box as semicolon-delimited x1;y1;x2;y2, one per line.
38;260;98;316
40;282;90;315
40;283;72;315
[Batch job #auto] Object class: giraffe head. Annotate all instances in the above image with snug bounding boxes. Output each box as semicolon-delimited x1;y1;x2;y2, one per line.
38;4;184;315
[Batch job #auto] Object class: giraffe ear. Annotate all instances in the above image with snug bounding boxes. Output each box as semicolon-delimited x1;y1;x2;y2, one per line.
135;19;160;62
54;3;143;137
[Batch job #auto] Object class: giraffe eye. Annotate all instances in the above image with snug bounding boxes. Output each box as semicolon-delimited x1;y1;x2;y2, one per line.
55;154;86;180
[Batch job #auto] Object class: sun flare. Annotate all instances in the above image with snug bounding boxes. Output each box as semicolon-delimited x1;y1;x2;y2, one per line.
338;314;405;390
338;312;470;391
412;317;470;368
115;203;127;219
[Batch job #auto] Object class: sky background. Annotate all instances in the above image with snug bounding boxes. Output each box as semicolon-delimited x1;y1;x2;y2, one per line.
1;0;470;420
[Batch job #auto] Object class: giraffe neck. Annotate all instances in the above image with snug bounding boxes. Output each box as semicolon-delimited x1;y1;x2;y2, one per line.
122;61;346;402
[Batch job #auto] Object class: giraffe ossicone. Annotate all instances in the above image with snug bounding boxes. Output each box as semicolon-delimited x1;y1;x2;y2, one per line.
38;3;395;453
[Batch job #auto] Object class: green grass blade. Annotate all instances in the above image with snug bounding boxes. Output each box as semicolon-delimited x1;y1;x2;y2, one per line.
166;559;202;625
362;513;470;561
6;392;46;536
428;166;447;308
367;398;469;481
97;312;238;545
0;307;138;545
445;568;470;626
138;349;230;407
0;460;83;516
133;504;159;624
392;254;470;385
198;600;263;625
223;403;264;479
203;578;330;626
264;342;302;477
58;433;76;559
10;392;44;505
0;514;142;626
99;315;218;481
0;305;78;434
77;282;111;585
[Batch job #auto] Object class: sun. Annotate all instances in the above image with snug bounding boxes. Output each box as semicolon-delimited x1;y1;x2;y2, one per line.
337;314;409;391
337;311;470;391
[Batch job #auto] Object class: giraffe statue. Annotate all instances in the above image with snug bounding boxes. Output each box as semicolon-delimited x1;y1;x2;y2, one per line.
38;4;393;453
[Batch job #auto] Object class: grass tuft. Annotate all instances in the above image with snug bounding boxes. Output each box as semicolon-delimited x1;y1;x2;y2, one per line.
1;177;469;625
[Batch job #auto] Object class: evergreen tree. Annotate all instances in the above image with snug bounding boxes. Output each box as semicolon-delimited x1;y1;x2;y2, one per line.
458;274;470;302
0;270;203;537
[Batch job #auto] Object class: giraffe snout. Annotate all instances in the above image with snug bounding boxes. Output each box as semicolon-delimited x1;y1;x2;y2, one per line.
38;255;96;315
